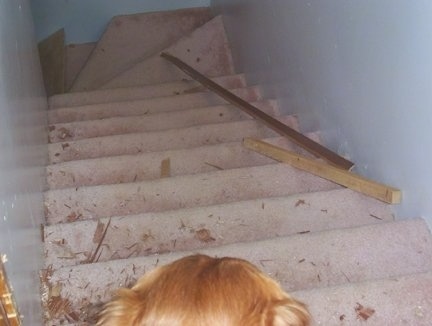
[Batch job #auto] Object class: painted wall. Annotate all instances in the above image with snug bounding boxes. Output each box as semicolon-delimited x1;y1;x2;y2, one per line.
212;0;432;227
31;0;211;44
0;0;48;323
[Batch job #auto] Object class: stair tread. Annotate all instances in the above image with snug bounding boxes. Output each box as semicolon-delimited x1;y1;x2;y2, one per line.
44;188;394;269
48;271;432;326
48;115;298;164
50;74;246;109
47;136;305;189
294;271;432;325
42;219;432;325
70;8;212;91
48;85;261;124
100;16;234;89
48;100;278;143
44;162;340;224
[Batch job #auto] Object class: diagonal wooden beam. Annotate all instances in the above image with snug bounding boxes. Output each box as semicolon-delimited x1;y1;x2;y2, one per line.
161;52;354;170
243;138;401;204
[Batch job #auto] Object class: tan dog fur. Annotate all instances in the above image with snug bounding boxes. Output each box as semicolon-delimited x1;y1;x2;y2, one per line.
97;254;311;326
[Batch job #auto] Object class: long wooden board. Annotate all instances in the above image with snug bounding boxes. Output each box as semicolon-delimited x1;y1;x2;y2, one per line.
161;52;354;170
243;138;401;204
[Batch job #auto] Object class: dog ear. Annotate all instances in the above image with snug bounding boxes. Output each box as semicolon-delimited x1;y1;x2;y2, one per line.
271;300;311;326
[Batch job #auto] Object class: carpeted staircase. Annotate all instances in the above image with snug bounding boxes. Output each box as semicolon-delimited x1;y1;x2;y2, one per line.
40;7;432;325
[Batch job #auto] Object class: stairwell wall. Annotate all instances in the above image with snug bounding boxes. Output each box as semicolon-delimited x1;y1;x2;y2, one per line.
31;0;211;44
0;0;48;323
212;0;432;229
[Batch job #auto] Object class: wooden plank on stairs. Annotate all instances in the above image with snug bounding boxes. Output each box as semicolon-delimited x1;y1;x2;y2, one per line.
243;138;401;204
160;158;171;178
161;52;354;170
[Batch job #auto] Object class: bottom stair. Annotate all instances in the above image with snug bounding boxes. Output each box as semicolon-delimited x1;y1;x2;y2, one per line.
42;218;432;325
296;271;432;325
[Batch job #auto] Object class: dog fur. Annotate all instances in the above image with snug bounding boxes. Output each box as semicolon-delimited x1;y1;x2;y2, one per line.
97;254;311;326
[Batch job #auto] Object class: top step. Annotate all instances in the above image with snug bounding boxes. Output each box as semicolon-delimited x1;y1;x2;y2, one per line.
99;16;235;90
70;8;212;92
49;74;245;109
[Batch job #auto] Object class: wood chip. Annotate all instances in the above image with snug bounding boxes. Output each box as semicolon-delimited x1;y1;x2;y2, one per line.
355;303;375;320
160;158;171;178
370;214;383;220
142;230;154;242
84;219;111;264
47;295;73;319
58;128;73;140
92;220;105;244
195;228;215;243
204;162;224;170
40;224;45;243
66;212;78;222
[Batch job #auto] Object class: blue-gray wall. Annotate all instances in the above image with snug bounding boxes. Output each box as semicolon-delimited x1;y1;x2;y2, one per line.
212;0;432;228
0;0;48;323
31;0;211;44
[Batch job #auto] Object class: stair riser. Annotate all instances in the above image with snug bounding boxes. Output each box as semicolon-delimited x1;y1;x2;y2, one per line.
48;100;278;143
48;116;297;164
44;163;340;224
44;189;394;269
70;8;212;91
48;86;261;124
43;219;432;325
50;74;246;109
47;136;298;189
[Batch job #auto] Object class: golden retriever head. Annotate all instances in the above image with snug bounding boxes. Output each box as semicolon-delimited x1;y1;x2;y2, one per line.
97;254;311;326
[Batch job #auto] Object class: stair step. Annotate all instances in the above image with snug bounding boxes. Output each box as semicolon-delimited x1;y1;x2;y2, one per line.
42;219;432;325
50;74;246;109
46;136;303;189
100;16;234;89
44;188;394;269
48;100;278;143
294;272;432;325
48;115;297;164
70;8;212;91
48;86;261;124
44;163;340;224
